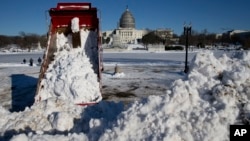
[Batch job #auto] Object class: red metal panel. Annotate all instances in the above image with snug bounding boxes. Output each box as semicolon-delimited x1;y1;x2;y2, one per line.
49;3;98;33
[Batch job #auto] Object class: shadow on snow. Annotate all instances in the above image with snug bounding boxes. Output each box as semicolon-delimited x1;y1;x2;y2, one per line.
10;74;37;112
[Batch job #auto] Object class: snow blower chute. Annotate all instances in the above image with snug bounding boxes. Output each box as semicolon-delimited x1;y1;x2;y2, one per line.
35;3;102;106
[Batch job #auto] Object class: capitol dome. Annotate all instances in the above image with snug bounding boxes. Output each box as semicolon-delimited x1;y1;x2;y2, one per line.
119;8;135;28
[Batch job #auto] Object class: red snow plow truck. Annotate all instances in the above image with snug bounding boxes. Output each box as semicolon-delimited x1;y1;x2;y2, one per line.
35;3;102;106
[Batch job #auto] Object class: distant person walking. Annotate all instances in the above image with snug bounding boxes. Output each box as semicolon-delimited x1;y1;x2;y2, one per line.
38;57;42;65
29;58;33;66
23;58;26;64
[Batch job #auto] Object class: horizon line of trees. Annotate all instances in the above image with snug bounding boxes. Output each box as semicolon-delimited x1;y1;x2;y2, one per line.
141;29;250;49
0;32;47;50
2;29;250;50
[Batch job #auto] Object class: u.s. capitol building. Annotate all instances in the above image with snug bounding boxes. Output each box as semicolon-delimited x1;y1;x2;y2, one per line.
102;7;148;48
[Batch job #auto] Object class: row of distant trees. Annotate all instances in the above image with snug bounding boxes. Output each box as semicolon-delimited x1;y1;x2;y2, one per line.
0;32;47;50
2;30;250;50
178;29;250;49
141;29;250;49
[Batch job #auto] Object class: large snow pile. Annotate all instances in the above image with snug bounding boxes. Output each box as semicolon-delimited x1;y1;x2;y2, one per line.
35;28;102;104
99;51;250;141
1;50;250;141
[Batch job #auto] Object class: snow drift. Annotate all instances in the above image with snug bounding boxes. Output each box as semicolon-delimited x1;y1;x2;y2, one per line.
1;50;250;141
99;51;250;141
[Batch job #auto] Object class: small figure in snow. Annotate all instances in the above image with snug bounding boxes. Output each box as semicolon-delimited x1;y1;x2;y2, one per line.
38;57;42;65
23;59;26;64
29;58;33;66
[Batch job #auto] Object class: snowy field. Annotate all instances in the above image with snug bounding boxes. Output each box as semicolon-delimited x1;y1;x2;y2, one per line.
0;49;250;140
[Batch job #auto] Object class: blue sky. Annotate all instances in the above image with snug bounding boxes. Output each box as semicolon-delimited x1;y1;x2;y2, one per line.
0;0;250;36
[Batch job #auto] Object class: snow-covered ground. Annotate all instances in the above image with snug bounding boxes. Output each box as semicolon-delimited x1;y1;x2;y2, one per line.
0;49;249;141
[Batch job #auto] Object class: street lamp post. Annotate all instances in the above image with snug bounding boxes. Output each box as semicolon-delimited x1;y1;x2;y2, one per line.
184;24;192;73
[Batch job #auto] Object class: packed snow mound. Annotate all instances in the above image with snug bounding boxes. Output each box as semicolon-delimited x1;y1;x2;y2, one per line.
35;30;102;104
0;98;81;133
71;17;80;33
2;50;250;141
99;50;250;141
112;72;125;78
0;98;124;140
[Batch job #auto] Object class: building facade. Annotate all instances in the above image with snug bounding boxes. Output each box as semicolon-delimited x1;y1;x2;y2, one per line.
102;7;176;48
102;7;148;47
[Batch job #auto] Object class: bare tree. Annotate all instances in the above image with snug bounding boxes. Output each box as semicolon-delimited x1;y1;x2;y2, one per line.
19;32;40;51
